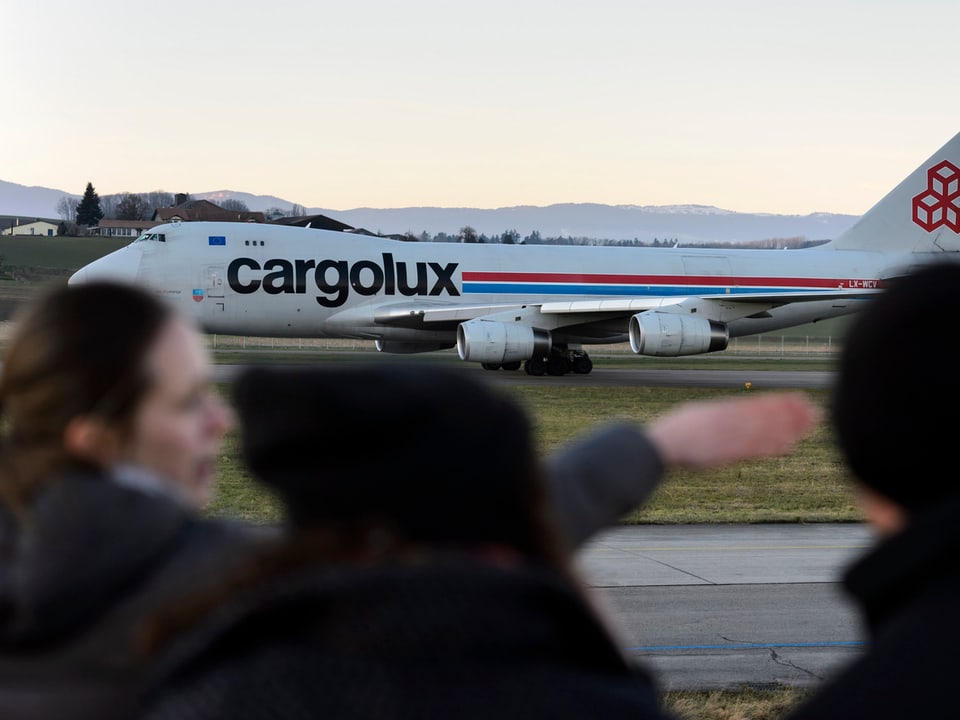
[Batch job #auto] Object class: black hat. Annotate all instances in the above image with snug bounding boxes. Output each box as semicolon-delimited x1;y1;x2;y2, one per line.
233;364;540;548
833;261;960;510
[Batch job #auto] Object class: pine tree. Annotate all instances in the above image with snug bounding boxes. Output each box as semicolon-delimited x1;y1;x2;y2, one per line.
76;182;104;227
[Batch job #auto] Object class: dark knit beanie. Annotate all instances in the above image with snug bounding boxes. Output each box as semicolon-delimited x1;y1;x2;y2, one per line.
833;261;960;510
233;364;540;549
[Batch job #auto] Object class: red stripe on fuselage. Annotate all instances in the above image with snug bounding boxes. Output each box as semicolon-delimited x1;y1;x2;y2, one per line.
461;272;851;288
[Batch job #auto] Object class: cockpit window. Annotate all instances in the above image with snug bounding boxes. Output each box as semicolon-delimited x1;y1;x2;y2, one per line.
134;233;166;243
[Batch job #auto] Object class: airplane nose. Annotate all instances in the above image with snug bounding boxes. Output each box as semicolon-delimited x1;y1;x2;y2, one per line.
68;247;143;286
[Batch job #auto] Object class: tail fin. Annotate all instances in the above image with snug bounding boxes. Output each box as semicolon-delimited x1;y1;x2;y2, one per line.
827;131;960;253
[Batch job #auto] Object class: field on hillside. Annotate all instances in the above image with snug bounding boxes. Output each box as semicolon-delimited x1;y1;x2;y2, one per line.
0;235;128;272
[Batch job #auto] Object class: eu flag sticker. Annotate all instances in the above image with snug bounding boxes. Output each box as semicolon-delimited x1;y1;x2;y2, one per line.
208;236;226;246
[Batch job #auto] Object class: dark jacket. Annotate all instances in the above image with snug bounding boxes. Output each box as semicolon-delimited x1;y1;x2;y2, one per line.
785;495;960;719
141;555;672;720
0;472;265;720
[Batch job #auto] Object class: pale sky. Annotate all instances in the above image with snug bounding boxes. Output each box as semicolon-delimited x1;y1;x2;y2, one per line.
3;0;958;215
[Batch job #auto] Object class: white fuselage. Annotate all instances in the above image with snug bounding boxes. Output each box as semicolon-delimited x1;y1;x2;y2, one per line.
71;221;925;347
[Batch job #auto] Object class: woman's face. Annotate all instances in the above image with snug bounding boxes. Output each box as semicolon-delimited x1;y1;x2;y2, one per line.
120;318;233;507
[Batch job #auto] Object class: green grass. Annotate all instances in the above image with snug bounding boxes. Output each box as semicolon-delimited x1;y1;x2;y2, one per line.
205;429;284;523
207;380;857;525
515;384;854;524
664;687;814;720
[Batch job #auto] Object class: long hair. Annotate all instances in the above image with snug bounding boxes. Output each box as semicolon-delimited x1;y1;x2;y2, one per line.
0;280;175;508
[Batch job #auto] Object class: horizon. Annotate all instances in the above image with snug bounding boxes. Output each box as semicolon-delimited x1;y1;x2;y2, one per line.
0;178;861;220
1;179;861;246
4;1;958;216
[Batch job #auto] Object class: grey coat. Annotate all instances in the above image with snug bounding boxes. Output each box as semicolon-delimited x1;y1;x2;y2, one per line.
0;472;265;720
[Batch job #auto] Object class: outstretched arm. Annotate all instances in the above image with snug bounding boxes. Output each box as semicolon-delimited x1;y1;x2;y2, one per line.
546;392;821;547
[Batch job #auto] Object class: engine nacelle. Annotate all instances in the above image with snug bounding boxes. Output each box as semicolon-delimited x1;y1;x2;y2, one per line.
375;339;455;354
456;320;551;364
628;312;728;356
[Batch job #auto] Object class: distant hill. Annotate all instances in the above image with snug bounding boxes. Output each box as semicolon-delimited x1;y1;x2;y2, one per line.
0;180;860;245
0;180;73;221
315;204;857;245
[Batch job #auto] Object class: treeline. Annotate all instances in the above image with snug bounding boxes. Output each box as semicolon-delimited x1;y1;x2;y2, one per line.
413;228;825;249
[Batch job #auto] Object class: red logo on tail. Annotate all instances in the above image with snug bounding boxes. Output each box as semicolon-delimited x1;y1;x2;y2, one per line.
912;160;960;232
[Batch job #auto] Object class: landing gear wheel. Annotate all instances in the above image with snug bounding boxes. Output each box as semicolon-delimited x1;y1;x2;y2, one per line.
547;353;571;376
481;362;501;371
524;356;547;376
501;360;522;371
572;354;593;374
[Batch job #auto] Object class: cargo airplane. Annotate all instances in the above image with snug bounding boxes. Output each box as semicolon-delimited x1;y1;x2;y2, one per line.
70;131;960;376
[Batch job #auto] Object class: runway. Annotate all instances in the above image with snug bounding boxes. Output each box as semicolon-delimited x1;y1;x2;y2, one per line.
213;361;836;390
576;523;871;691
487;366;835;389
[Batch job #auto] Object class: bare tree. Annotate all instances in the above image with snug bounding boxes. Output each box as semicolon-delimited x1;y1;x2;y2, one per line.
99;194;119;219
142;191;175;211
116;193;151;220
459;226;478;243
220;198;250;213
56;196;76;222
289;203;306;217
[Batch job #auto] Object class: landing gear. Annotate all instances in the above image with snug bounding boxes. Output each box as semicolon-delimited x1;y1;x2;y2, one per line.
482;361;523;372
523;348;593;377
547;352;570;376
524;355;547;376
571;353;593;374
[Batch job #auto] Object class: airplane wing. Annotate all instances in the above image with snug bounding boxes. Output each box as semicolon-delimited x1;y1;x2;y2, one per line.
538;287;883;314
373;284;883;331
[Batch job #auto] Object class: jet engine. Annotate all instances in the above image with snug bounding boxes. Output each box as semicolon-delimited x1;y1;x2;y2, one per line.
628;312;728;356
456;319;552;364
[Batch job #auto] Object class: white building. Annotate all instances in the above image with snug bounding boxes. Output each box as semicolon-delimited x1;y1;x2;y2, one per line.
1;220;58;236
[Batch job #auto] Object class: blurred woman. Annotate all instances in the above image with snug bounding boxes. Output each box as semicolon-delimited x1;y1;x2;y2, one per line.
0;281;261;720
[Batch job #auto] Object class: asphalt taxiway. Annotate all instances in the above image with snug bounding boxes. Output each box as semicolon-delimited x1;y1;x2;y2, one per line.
576;523;871;691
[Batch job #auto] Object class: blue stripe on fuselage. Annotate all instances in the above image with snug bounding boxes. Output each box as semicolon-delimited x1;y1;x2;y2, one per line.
461;282;801;296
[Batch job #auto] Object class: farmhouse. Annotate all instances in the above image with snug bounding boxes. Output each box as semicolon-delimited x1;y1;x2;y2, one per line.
1;219;58;236
153;195;265;224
